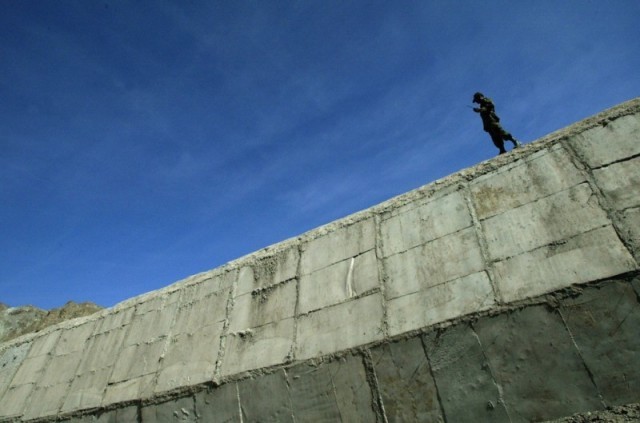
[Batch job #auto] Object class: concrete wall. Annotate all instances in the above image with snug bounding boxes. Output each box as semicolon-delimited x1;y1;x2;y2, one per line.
1;98;639;422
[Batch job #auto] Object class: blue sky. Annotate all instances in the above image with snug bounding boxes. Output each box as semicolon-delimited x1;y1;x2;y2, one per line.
1;1;639;309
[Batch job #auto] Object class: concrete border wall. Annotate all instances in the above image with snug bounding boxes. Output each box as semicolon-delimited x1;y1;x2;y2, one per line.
1;98;639;422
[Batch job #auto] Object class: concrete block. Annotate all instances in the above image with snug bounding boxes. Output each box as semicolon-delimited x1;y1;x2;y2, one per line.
299;250;378;314
55;321;96;355
27;329;61;357
94;306;134;335
155;321;224;393
384;227;484;300
473;305;601;422
482;183;610;261
221;318;294;377
620;207;640;252
62;367;112;412
301;218;375;275
39;350;83;386
423;324;510;422
594;156;640;210
295;293;384;361
181;269;236;302
387;271;495;337
102;373;155;406
237;247;299;296
194;383;240;423
570;113;640;168
471;145;585;220
370;337;444;422
238;370;293;423
380;190;472;258
229;279;296;332
141;396;196;422
171;288;229;336
288;355;376;422
76;326;128;374
109;339;165;383
560;281;640;405
61;405;139;422
0;383;33;418
0;342;30;398
123;296;180;346
494;225;637;303
10;353;50;386
22;383;69;420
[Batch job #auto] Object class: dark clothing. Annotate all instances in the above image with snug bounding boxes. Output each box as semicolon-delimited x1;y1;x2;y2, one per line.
473;95;519;154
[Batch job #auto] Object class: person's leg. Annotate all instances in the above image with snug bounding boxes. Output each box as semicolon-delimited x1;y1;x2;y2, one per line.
491;133;507;154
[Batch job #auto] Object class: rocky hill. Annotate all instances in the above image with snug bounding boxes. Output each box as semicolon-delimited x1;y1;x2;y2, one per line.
0;301;103;344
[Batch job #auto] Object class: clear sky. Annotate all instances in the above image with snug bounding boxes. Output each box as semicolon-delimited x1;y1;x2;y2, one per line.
1;1;638;309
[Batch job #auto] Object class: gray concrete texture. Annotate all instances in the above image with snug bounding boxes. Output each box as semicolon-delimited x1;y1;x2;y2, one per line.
0;97;639;421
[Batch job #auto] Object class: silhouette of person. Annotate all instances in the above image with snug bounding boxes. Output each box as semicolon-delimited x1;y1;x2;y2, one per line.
473;92;521;154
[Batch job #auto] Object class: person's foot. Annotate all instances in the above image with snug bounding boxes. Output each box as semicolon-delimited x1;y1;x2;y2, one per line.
512;139;522;148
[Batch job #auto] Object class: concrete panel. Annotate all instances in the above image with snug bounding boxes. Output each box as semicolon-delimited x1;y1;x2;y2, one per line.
560;281;640;405
229;279;296;332
301;218;375;275
288;355;376;422
470;145;585;220
39;350;83;386
387;271;495;337
171;287;229;337
54;321;96;355
424;324;510;422
76;326;127;375
299;250;378;314
473;306;601;422
370;337;444;422
0;342;30;398
594;156;640;210
102;373;155;406
494;226;637;303
221;318;294;377
238;370;293;423
10;353;50;386
181;269;236;302
295;293;384;361
620;207;640;249
194;383;240;423
380;190;472;258
62;367;112;412
22;383;69;420
109;339;165;383
94;306;134;335
155;321;224;393
0;383;33;418
237;247;299;296
383;227;484;300
141;396;196;422
27;328;61;357
570;114;640;168
482;183;609;261
123;295;180;346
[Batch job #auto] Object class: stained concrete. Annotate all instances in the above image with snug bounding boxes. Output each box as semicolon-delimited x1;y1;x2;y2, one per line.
1;98;639;422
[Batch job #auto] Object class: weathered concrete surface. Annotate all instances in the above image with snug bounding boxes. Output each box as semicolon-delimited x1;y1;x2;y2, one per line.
1;98;639;422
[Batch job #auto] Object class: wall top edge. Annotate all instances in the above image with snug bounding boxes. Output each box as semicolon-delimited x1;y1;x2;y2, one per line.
2;97;638;352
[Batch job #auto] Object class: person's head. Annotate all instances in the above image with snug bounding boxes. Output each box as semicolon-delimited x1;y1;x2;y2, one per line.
472;92;484;103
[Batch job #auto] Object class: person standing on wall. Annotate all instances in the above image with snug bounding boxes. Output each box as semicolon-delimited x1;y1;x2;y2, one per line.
472;92;522;154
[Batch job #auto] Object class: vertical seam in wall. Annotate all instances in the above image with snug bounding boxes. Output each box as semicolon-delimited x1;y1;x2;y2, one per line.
290;243;304;363
462;183;502;304
100;303;138;410
419;334;449;423
282;368;297;423
561;140;640;266
468;324;514;423
214;269;239;383
374;213;389;338
236;381;244;423
556;308;606;408
361;349;389;423
150;288;187;396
